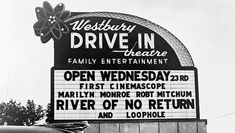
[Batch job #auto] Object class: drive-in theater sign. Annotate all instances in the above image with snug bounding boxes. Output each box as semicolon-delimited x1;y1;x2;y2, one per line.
34;1;199;121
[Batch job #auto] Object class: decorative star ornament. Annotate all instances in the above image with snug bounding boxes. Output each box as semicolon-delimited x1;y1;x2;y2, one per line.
33;1;71;43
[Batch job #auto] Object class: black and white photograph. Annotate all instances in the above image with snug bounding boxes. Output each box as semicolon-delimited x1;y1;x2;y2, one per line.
0;0;234;133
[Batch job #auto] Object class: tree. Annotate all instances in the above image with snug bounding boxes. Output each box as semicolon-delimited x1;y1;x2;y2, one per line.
0;100;26;125
0;102;6;125
45;103;53;124
0;99;45;126
25;100;45;126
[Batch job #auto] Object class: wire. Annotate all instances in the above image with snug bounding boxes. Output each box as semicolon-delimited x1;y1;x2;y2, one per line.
208;112;235;120
6;64;11;100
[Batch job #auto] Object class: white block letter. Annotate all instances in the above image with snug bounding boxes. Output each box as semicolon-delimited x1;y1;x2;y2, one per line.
71;32;83;49
85;33;97;49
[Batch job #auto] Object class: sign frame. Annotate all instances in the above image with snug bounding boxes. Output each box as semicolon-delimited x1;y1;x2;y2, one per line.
33;1;202;123
51;66;200;122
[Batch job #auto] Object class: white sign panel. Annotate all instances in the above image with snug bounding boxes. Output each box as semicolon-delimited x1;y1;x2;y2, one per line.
53;69;198;120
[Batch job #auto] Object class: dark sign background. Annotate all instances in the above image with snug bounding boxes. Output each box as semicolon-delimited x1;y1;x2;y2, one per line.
54;15;181;69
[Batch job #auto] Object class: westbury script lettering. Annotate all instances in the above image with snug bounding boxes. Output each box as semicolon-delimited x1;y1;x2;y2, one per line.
69;19;167;57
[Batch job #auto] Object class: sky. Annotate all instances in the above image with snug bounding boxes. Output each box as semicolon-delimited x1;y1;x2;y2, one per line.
0;0;235;132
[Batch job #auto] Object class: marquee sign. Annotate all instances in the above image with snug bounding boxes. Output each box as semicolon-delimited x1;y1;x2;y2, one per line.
34;1;199;121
